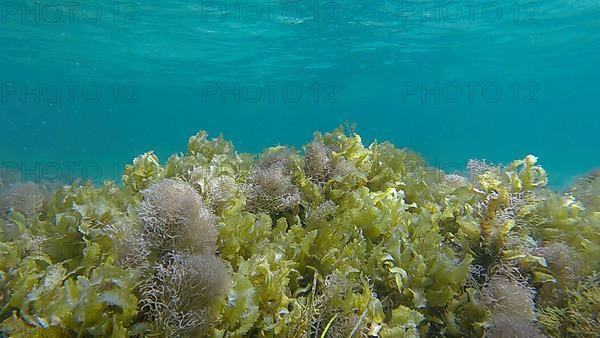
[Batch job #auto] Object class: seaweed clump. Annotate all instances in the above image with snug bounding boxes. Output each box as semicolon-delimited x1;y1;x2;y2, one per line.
137;178;230;336
1;127;599;337
138;178;217;254
139;252;230;337
0;182;48;217
243;148;301;215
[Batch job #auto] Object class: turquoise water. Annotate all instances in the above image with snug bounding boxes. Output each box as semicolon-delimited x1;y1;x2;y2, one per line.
1;0;599;187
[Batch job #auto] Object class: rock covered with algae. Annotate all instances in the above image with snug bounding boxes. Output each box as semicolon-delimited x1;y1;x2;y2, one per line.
0;127;599;337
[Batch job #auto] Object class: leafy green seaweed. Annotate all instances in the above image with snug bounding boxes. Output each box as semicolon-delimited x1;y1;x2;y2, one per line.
1;128;598;337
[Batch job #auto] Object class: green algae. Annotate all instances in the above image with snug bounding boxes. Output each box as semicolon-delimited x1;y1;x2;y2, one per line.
1;127;599;337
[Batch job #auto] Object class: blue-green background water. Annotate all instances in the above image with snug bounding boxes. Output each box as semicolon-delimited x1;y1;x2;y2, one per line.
1;0;599;187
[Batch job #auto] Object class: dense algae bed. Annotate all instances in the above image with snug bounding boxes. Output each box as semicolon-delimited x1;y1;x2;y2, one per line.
0;128;599;338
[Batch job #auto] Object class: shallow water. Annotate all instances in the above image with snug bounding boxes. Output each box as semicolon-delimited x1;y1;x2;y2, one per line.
2;3;600;337
1;0;599;187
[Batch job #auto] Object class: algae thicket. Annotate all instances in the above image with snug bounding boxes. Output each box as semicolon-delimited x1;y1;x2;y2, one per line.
0;128;599;337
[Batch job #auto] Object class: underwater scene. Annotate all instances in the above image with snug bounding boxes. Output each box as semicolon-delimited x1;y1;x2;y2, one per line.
1;0;600;337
